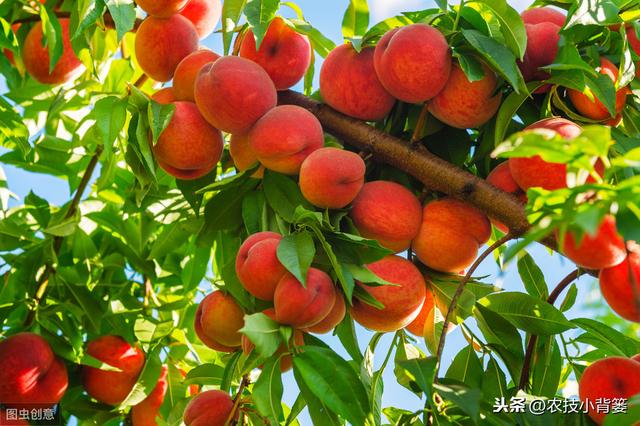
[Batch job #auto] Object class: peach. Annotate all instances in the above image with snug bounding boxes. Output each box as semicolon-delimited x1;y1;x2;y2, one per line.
509;117;582;191
173;49;220;102
486;160;527;232
152;102;224;180
412;198;491;273
578;357;640;424
180;0;222;39
82;335;145;405
137;0;189;17
350;180;422;252
568;58;629;120
131;365;168;426
627;25;640;56
194;291;244;351
0;333;68;408
235;232;287;301
521;7;566;26
373;24;451;103
135;15;199;82
241;308;304;372
600;245;640;322
319;44;395;121
195;56;277;133
405;287;435;336
229;133;264;177
151;87;176;104
351;255;426;332
560;215;626;270
239;17;311;90
274;268;337;328
183;390;235;426
304;294;346;334
299;147;365;209
248;105;324;175
428;62;502;128
22;19;83;85
633;353;640;363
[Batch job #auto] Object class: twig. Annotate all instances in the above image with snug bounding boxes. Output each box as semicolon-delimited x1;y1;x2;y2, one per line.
518;269;581;390
433;233;514;381
411;104;429;143
24;146;103;327
134;74;149;88
226;374;250;425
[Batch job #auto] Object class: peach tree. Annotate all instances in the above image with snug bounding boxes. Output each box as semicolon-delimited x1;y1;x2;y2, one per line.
0;0;639;425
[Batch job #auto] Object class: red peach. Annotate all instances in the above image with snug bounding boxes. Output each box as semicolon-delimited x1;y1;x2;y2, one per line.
486;161;527;232
568;58;629;120
319;44;395;121
578;357;640;424
151;87;177;104
599;244;640;322
350;180;423;252
405;287;435;336
136;0;189;17
183;390;235;426
0;409;29;425
274;268;337;329
627;25;640;56
135;15;199;82
249;105;324;175
22;19;83;85
509;117;582;191
194;291;244;351
412;198;491;273
351;255;427;332
180;0;222;38
195;56;277;134
373;24;451;103
521;7;566;27
235;232;287;301
304;294;346;334
428;62;502;129
229;133;264;177
82;335;145;405
239;17;311;90
561;215;626;270
173;49;220;102
299;147;365;209
0;333;68;409
152;102;224;180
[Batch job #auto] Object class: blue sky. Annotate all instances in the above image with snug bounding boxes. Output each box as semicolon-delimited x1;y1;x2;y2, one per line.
0;0;603;423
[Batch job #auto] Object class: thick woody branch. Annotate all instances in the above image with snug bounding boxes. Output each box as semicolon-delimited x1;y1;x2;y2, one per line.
278;91;532;236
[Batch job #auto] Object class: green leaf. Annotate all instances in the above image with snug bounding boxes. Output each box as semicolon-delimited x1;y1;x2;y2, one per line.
433;383;481;423
134;318;174;344
263;170;312;222
118;349;163;408
342;0;369;39
242;189;265;235
44;216;78;237
94;96;127;147
396;356;437;396
493;82;543;146
482;357;508;401
184;363;224;386
105;0;136;42
573;317;640;357
469;0;527;59
445;345;483;388
517;252;548;299
288;18;336;58
478;292;575;335
559;284;578;313
253;356;284;424
531;337;562;398
0;97;30;155
148;100;175;146
277;231;316;286
293;367;342;426
222;0;247;54
293;346;371;425
462;28;527;94
335;313;363;363
148;220;200;260
62;280;103;334
39;8;63;74
240;312;282;358
245;0;281;49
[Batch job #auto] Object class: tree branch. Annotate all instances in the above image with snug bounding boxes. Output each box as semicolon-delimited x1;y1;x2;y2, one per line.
432;233;514;381
227;374;250;425
24;145;103;327
518;268;582;390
